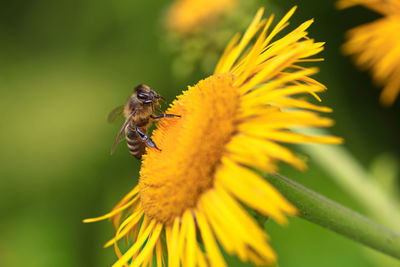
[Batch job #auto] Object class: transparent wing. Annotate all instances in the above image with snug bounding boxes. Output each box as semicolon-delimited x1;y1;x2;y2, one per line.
107;105;125;123
110;110;136;155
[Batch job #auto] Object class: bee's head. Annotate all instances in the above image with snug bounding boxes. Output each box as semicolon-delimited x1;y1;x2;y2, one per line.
133;84;163;105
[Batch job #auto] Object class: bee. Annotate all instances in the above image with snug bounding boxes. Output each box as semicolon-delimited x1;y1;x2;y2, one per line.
108;84;180;159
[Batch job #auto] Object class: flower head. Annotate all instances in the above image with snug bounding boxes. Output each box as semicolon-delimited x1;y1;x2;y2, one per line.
86;7;342;266
165;0;238;34
337;0;400;106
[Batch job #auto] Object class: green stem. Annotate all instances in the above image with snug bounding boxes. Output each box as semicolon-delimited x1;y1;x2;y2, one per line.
297;128;400;231
266;173;400;260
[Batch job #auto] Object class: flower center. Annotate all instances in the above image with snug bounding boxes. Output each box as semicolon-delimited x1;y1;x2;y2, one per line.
139;73;239;223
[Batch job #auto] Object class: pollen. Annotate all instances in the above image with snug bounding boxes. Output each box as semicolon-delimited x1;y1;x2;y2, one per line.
139;73;239;223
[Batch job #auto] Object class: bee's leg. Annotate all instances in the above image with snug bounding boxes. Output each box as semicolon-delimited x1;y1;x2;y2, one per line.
151;114;181;119
136;127;161;151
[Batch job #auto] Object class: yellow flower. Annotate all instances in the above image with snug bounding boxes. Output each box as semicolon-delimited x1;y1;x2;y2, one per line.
337;0;400;106
165;0;237;34
85;7;342;267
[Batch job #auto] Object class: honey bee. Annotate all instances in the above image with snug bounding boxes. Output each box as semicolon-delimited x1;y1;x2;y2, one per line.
108;84;180;159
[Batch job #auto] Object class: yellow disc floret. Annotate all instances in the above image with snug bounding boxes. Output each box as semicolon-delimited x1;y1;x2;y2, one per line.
139;73;239;223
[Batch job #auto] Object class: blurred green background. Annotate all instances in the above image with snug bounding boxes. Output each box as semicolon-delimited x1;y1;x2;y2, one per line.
0;0;399;266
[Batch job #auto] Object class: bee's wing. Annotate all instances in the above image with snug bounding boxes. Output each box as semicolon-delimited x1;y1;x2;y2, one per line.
107;105;125;123
110;110;136;155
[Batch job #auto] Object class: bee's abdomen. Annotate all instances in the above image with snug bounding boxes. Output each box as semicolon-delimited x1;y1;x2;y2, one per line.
126;127;146;159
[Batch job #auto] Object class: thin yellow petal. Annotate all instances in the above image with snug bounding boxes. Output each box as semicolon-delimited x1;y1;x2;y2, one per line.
178;214;188;266
215;159;295;223
215;8;264;73
209;185;277;261
199;193;239;256
104;207;143;248
238;110;334;129
242;84;325;107
195;209;227;267
114;186;140;208
83;195;139;223
272;97;332;112
167;217;181;267
214;33;241;74
130;223;163;267
250;131;343;144
196;246;208;267
113;219;156;267
156;238;164;267
227;135;306;170
235;18;273;86
183;210;196;267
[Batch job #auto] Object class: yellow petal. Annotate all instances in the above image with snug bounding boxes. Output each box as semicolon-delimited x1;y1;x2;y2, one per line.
195;209;227;267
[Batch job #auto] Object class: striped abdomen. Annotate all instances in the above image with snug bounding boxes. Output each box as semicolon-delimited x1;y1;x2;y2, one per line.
125;124;146;159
